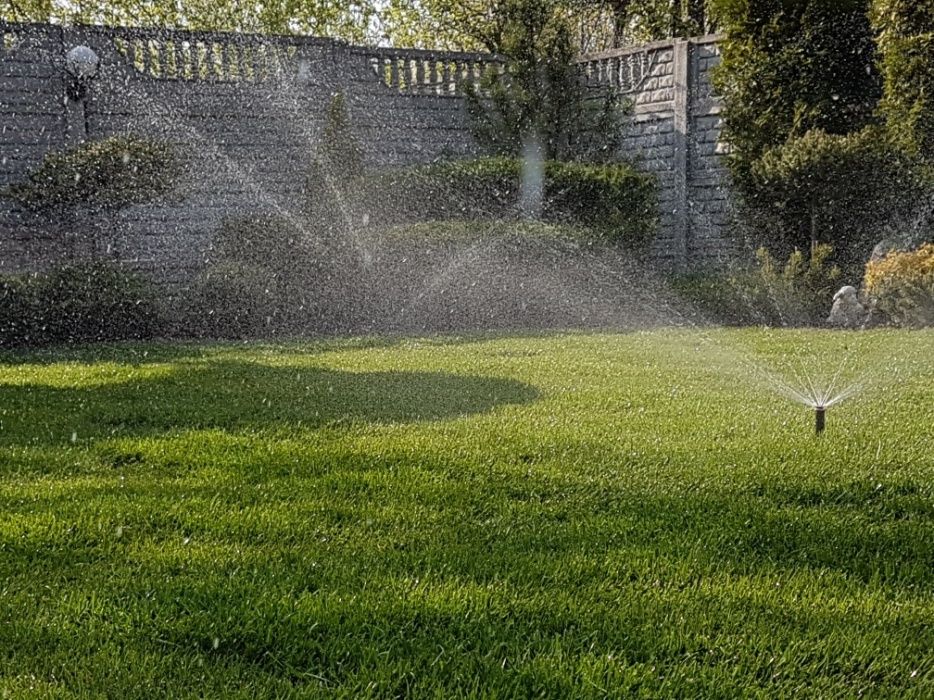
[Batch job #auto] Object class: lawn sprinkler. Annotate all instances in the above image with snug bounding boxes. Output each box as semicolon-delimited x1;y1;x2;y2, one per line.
814;405;826;435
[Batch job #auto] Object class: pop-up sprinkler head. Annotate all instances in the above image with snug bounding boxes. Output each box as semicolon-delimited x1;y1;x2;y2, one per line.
814;405;826;435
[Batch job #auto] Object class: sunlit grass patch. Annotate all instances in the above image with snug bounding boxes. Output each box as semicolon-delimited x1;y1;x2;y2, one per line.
0;329;932;697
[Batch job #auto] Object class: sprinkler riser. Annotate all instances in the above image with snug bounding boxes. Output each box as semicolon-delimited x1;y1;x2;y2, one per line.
815;406;826;435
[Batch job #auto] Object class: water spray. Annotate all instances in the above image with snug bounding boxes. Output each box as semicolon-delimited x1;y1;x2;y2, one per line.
814;405;826;435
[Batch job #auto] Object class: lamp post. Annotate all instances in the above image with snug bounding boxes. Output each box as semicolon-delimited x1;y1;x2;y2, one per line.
64;45;100;145
65;45;100;101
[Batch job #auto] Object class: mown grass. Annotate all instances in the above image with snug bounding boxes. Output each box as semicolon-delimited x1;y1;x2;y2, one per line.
0;329;932;698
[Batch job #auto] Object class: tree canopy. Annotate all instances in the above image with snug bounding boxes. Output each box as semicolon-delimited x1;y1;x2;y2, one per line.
2;0;710;51
2;0;382;44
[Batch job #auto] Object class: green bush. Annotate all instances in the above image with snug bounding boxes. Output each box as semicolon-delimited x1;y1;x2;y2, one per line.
461;0;624;162
186;262;281;340
368;157;656;248
211;215;320;277
864;243;934;327
192;216;345;338
709;0;880;181
6;135;179;213
544;160;656;243
0;263;163;348
671;245;843;327
0;277;41;348
669;273;763;326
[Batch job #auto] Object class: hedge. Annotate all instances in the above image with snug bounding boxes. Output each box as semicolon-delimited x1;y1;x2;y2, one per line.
0;263;163;348
361;157;657;249
5;135;178;213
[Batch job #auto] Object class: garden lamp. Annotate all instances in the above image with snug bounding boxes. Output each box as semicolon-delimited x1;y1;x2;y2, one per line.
65;46;100;101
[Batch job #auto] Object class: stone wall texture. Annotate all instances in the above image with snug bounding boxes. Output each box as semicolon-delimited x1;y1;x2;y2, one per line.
578;35;734;266
1;23;734;282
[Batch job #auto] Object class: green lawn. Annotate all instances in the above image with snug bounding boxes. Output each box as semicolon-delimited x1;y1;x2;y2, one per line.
1;329;932;698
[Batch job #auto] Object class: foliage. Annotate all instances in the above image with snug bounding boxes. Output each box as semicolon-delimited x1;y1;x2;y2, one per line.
5;136;178;214
2;0;382;45
3;0;708;50
382;0;709;52
187;93;363;339
461;0;625;162
369;157;657;248
871;0;934;171
0;332;932;696
211;215;319;278
186;262;281;339
0;277;41;348
673;244;842;326
746;244;842;325
747;127;920;270
194;216;333;338
864;243;934;327
705;0;930;266
709;0;880;179
376;218;594;244
544;159;656;240
0;262;162;348
669;272;765;326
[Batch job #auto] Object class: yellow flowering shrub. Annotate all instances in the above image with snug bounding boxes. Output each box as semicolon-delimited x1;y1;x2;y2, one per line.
864;243;934;327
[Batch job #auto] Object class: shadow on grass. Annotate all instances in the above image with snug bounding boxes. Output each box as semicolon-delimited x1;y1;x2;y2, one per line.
0;360;539;445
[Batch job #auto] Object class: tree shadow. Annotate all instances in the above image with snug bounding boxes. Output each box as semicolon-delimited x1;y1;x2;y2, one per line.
0;360;539;446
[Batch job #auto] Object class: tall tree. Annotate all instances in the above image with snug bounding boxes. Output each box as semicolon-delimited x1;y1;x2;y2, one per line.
709;0;891;266
709;0;880;187
872;0;934;170
463;0;624;161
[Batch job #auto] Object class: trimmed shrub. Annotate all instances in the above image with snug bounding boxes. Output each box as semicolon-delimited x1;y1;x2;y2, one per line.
708;0;889;256
369;158;520;221
186;262;281;339
748;128;920;271
192;215;348;338
34;263;163;344
668;272;765;326
6;135;178;213
709;0;880;182
864;243;934;327
211;215;320;277
0;263;162;348
544;160;656;243
368;157;656;248
0;277;41;348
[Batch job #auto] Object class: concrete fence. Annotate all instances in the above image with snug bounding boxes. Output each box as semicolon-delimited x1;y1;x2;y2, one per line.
577;35;734;266
0;22;735;283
